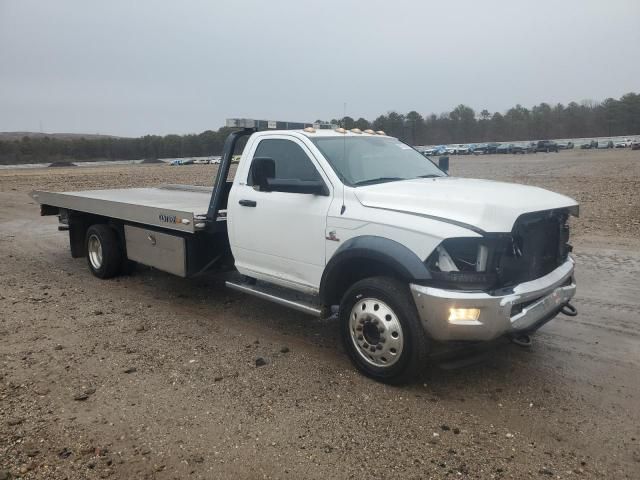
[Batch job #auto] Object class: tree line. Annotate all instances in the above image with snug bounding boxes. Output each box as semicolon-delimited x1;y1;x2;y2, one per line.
1;92;639;165
0;128;237;165
332;92;640;145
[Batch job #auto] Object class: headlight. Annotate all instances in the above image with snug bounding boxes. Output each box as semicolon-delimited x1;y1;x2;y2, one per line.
424;237;506;290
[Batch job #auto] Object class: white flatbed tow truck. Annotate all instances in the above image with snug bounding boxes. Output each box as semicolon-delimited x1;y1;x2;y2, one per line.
32;118;579;382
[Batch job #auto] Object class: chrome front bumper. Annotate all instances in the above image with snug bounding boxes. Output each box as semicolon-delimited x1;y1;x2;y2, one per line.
410;258;576;342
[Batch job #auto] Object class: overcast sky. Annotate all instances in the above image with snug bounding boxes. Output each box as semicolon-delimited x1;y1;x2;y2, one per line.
1;0;639;137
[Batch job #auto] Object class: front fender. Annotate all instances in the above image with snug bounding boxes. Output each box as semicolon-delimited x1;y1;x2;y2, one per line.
319;235;431;304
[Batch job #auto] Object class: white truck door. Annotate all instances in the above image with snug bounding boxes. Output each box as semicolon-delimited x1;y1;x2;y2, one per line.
228;136;332;291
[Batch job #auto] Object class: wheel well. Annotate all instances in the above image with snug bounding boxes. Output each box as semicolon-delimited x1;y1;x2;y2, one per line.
67;211;121;258
322;257;405;306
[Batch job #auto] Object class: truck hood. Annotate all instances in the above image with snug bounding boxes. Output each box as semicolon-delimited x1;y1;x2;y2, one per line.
353;177;578;233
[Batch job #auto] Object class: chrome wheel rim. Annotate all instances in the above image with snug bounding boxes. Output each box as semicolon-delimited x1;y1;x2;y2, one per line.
87;234;103;270
349;298;404;368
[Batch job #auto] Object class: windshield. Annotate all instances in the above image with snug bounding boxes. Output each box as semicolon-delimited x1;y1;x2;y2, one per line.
311;136;445;186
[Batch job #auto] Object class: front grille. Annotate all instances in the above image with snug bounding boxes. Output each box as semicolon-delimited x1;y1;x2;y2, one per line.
497;210;570;287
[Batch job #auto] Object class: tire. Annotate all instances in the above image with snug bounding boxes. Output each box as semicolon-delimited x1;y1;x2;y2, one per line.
339;276;429;384
85;224;123;279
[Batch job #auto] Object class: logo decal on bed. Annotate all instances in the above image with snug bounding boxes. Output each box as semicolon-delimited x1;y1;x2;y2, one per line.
159;214;181;224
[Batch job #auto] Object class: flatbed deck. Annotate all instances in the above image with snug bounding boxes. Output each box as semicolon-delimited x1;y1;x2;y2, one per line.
31;184;220;233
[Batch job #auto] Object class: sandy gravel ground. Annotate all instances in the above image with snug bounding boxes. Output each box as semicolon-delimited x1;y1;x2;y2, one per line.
1;149;639;479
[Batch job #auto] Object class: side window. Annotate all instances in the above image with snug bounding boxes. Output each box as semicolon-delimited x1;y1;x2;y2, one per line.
248;139;321;185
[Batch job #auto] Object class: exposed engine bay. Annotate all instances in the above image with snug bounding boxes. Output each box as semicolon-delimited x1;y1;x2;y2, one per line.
425;208;575;291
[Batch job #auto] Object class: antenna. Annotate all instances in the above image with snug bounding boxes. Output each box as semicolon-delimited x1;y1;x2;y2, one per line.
341;102;346;215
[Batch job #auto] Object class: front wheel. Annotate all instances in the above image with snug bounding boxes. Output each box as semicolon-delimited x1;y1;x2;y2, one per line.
339;277;429;384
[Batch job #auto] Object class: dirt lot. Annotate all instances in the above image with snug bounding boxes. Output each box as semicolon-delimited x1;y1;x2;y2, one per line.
1;149;639;479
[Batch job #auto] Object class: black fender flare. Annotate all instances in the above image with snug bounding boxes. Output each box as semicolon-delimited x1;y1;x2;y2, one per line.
319;235;431;305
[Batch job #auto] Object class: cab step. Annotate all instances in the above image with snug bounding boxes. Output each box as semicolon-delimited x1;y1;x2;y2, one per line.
225;279;323;317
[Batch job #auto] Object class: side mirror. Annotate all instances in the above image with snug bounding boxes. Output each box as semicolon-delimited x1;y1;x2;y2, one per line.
251;157;275;191
438;156;449;174
266;178;328;195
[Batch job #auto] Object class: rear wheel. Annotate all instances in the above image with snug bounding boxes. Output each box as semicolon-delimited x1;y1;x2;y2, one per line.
85;224;123;279
339;277;429;384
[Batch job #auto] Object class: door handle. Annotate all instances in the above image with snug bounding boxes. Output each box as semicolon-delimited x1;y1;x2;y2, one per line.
239;199;257;207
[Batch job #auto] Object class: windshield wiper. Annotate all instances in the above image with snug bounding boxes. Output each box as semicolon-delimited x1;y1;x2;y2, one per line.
416;174;442;178
353;177;405;186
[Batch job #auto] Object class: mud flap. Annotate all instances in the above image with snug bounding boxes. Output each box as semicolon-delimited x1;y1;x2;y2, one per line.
68;213;89;258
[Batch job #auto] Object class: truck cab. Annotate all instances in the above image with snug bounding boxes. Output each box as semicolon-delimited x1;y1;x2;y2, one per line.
32;119;579;383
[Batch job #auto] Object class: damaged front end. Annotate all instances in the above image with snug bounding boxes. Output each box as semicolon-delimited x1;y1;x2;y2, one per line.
409;207;578;342
423;207;577;293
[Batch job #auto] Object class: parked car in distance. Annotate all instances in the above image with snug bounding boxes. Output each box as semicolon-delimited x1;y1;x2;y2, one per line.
510;143;531;154
444;145;458;155
193;158;209;165
451;144;472;155
460;144;473;155
535;140;559;152
631;140;640;150
557;141;574;150
596;140;614;149
614;138;631;148
422;146;447;156
486;143;500;154
496;143;508;154
423;146;436;156
472;143;488;154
